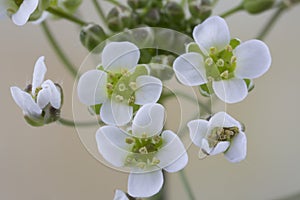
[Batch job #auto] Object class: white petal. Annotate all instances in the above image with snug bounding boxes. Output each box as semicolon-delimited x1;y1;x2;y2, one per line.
102;42;140;72
201;139;230;156
95;126;129;167
193;16;230;55
208;111;242;130
134;75;162;105
128;170;163;198
100;100;133;126
10;86;42;117
234;40;271;79
31;11;49;25
37;87;50;109
114;190;129;200
224;132;247;163
212;78;248;104
156;130;187;172
173;52;207;86
77;70;108;106
32;56;47;95
132;103;164;137
12;0;39;26
187;119;208;147
41;80;61;109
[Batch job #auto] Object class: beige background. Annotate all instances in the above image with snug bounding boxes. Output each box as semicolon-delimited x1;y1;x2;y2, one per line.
1;1;300;199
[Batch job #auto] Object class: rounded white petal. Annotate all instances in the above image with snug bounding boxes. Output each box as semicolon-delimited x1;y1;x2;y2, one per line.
193;16;230;55
173;52;207;86
95;126;129;167
187;119;208;147
128;170;163;198
12;0;39;26
41;80;61;109
201;139;230;156
37;87;50;109
100;100;133;126
156;130;188;172
10;86;42;117
225;132;247;163
132;103;164;137
134;75;162;105
208;111;242;130
114;190;129;200
234;40;271;79
212;78;248;104
32;56;47;95
77;70;108;106
102;42;140;72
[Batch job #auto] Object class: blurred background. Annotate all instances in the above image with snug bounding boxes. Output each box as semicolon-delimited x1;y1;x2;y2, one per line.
1;0;300;199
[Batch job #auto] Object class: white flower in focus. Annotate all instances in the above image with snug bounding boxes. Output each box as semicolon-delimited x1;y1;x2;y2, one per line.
173;16;272;103
188;112;247;163
77;42;163;126
0;0;39;26
113;190;129;200
10;56;61;124
96;103;188;198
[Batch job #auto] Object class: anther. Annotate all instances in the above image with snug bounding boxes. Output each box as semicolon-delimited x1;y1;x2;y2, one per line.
216;59;225;67
129;82;137;90
226;45;233;52
118;83;127;91
231;56;237;64
125;137;134;144
139;146;148;154
137;162;146;169
115;95;124;102
151;157;160;165
205;57;214;66
220;70;229;79
209;47;217;55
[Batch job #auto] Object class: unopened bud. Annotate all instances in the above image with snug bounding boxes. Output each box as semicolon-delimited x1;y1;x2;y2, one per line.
164;2;185;21
144;8;160;26
80;24;107;52
243;0;275;14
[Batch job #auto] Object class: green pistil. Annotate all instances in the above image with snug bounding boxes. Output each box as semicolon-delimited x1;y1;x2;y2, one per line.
125;135;163;169
207;126;239;148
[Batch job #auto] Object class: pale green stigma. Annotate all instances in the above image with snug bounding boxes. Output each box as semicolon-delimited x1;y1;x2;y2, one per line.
216;59;225;67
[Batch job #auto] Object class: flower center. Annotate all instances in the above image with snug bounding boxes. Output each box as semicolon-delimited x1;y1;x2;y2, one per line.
207;126;239;148
124;134;163;169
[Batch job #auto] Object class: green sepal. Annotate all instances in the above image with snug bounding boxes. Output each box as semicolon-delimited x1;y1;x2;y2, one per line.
199;83;212;97
230;38;241;49
244;79;255;92
129;65;149;81
243;0;275;14
89;104;102;115
24;115;44;127
186;42;202;54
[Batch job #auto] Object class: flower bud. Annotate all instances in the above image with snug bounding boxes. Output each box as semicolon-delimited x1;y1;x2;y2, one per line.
243;0;275;14
107;7;124;32
61;0;82;13
144;8;160;26
80;23;107;52
127;0;148;9
189;0;212;20
164;2;185;21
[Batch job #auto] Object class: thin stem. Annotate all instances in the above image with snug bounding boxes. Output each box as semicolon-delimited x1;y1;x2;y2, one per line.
220;4;243;18
46;7;88;26
104;0;123;7
179;170;196;200
58;117;103;127
41;22;78;78
92;0;107;26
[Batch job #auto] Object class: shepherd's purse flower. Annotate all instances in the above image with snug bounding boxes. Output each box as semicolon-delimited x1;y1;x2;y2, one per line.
77;42;163;126
96;103;188;198
173;16;271;103
10;56;62;126
188;111;247;163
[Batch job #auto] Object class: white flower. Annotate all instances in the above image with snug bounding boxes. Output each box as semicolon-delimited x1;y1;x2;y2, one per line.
10;56;61;121
0;0;39;26
96;103;188;198
77;42;163;126
113;190;129;200
173;16;272;103
188;111;247;163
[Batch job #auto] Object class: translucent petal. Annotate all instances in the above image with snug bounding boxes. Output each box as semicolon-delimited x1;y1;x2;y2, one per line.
234;40;271;79
187;119;209;147
100;100;133;126
77;70;108;106
173;52;207;86
10;86;42;117
95;126;129;167
208;111;242;130
135;75;163;105
128;170;163;198
41;80;61;109
156;130;188;172
224;132;247;163
201;139;230;156
132;103;164;138
102;42;140;72
12;0;39;26
113;190;129;200
37;87;50;109
212;78;248;104
193;16;230;55
32;56;47;95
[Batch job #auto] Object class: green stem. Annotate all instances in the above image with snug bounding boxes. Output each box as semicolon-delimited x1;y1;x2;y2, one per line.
46;7;88;26
58;117;103;127
220;4;243;18
92;0;107;26
41;22;78;78
179;170;196;200
104;0;123;7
